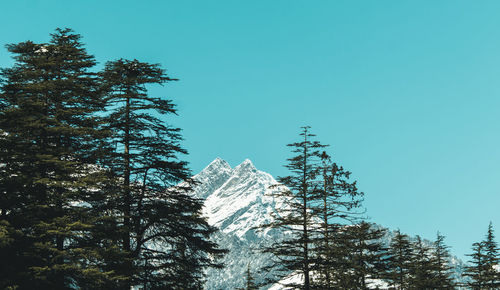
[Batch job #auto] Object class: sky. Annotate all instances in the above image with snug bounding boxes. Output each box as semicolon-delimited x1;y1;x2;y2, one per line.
2;0;500;260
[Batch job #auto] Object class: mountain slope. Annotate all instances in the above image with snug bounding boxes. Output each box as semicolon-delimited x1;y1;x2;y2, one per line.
193;158;285;239
192;158;288;289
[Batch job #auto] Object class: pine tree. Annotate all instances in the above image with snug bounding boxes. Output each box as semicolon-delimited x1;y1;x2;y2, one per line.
482;222;500;288
431;232;456;288
246;264;258;290
464;241;487;289
343;222;389;289
101;59;225;288
258;126;327;289
0;28;123;289
386;230;413;289
408;236;436;289
464;223;500;289
238;264;258;290
312;151;364;289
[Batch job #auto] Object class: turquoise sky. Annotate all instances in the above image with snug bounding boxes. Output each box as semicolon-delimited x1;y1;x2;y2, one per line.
2;0;500;260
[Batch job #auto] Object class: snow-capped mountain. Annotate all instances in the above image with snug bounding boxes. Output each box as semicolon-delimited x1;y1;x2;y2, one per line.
192;158;467;289
193;158;283;239
192;158;285;289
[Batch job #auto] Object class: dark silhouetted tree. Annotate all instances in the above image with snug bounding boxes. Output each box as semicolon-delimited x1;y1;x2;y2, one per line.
258;126;327;289
408;236;436;289
0;28;124;289
386;230;413;289
101;59;225;289
464;222;500;288
483;222;500;287
342;222;389;289
431;232;456;288
312;151;364;289
464;241;487;289
238;264;258;290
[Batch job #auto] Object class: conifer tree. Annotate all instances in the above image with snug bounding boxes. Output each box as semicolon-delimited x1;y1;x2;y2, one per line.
312;151;364;289
408;236;436;289
246;264;258;290
464;241;487;289
0;28;123;289
343;222;389;289
386;230;413;289
482;222;500;288
101;59;225;288
238;264;258;290
431;232;456;288
464;223;500;288
259;126;327;289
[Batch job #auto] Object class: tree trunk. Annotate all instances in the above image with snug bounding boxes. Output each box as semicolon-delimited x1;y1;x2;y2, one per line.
302;131;310;290
123;94;132;289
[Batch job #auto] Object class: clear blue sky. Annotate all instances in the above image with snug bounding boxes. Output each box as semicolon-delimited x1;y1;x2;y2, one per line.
2;0;500;260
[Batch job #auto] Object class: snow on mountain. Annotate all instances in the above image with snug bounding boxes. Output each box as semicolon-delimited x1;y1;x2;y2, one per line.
192;157;232;200
193;158;283;240
192;158;285;289
193;158;467;289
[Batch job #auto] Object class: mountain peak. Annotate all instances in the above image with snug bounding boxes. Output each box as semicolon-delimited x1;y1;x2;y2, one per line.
196;156;282;240
205;157;231;171
240;158;253;166
234;158;256;173
192;158;233;199
195;158;284;288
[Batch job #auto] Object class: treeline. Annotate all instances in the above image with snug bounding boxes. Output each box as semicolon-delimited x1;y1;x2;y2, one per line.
255;127;500;289
1;29;499;290
0;29;225;289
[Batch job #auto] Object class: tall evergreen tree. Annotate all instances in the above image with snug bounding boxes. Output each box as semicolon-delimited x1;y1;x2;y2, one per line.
343;222;389;289
101;59;225;289
464;241;487;289
408;236;436;289
482;222;500;288
0;28;123;289
386;230;413;289
464;222;500;289
431;232;456;288
312;151;364;289
259;126;326;289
